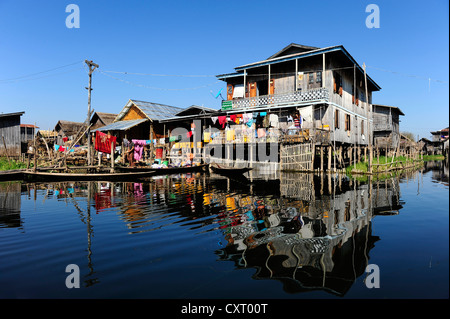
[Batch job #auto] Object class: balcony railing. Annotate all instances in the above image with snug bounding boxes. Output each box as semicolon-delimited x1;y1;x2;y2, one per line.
222;87;329;111
373;121;393;132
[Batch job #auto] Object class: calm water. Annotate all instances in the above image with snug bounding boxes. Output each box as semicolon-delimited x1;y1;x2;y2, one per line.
0;161;448;299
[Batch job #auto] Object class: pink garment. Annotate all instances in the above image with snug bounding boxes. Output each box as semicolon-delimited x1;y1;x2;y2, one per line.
257;128;266;138
132;139;146;161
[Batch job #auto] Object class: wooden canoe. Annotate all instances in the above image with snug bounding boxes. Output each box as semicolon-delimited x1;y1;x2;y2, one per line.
23;164;209;182
209;163;252;176
23;170;158;182
117;164;209;175
0;169;25;181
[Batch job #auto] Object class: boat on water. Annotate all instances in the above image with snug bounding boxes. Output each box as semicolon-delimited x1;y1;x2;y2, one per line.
117;163;209;175
23;170;158;182
0;169;26;181
209;163;252;176
22;164;209;182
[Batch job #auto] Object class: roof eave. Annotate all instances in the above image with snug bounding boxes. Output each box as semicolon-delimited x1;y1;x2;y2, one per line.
233;45;381;91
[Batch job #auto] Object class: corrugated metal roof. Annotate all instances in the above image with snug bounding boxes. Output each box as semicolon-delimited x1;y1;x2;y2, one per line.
175;105;218;116
133;100;183;121
0;111;25;118
92;119;148;132
115;100;184;122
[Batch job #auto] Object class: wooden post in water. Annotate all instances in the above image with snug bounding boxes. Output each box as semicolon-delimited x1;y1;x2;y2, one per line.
320;146;324;172
110;140;115;173
348;147;352;167
85;60;99;167
33;129;37;172
363;63;373;174
328;146;332;172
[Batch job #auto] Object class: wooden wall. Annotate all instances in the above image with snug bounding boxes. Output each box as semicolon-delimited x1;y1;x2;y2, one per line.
0;115;22;156
122;105;147;121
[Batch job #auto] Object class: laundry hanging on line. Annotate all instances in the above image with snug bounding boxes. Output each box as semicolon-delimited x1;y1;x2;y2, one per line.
95;131;117;154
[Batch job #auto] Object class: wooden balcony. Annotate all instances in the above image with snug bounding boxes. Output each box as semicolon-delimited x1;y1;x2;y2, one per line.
222;87;329;111
373;121;393;132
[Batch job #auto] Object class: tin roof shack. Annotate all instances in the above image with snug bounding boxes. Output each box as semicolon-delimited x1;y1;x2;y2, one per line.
372;104;404;152
93;99;184;164
54;120;86;146
0;111;24;157
217;43;381;147
90;112;117;130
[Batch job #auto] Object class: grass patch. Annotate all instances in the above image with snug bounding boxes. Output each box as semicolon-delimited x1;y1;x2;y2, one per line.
346;155;422;175
422;154;445;161
0;157;27;171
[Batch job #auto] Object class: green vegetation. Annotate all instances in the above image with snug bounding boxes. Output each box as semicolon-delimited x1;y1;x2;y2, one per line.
0;157;27;171
346;155;423;175
422;154;445;161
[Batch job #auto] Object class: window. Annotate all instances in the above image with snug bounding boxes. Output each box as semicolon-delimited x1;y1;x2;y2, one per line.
308;73;314;84
361;119;364;135
345;114;351;131
316;71;322;84
335;109;339;129
333;72;342;96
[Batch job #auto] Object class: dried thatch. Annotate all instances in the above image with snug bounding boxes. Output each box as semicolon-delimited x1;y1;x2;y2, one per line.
90;112;117;130
54;120;85;137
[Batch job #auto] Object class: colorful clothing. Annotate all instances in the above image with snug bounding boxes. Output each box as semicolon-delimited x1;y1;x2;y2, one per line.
95;131;116;154
218;116;227;129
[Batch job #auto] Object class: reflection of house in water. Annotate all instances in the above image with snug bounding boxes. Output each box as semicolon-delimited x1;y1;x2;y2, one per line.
372;177;404;215
422;160;449;186
215;173;403;296
0;182;22;228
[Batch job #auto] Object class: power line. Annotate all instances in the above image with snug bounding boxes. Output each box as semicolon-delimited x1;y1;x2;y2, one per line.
98;69;221;91
101;65;448;84
366;65;448;84
0;60;84;82
0;66;83;84
101;70;216;78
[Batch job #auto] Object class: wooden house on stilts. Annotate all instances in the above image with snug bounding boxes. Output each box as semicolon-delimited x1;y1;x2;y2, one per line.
212;43;382;172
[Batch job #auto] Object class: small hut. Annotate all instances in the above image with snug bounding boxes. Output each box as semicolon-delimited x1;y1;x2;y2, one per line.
0;111;25;157
54;120;85;146
90;112;117;130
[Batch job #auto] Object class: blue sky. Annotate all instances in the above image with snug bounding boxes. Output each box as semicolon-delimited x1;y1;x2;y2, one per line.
0;0;448;139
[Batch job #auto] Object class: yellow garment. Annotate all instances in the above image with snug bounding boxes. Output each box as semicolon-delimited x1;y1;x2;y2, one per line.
226;130;235;141
204;132;211;143
203;194;211;206
226;196;236;211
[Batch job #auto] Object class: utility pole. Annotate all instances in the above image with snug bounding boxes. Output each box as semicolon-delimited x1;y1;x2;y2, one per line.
85;60;99;167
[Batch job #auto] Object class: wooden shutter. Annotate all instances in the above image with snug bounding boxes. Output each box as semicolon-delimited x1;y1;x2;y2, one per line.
227;84;234;100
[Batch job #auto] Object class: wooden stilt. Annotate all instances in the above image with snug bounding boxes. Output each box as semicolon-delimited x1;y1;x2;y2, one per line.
328;146;332;172
320;146;324;172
